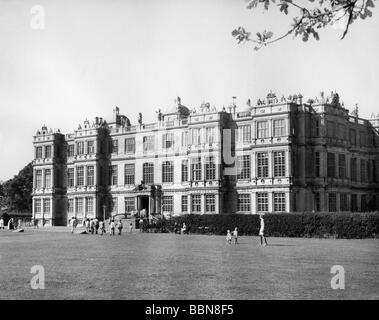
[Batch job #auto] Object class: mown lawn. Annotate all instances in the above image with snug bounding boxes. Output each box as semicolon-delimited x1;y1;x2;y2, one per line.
0;228;378;299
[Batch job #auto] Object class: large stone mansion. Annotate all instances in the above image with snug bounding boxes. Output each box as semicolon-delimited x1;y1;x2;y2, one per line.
32;92;379;226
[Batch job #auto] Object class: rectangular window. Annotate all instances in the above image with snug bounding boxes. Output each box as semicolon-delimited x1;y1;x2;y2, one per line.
349;129;356;145
327;153;336;178
351;194;358;212
205;194;216;212
340;194;348;211
181;160;188;182
162;161;174;183
257;121;269;138
67;168;74;187
361;194;367;212
257;152;269;178
181;131;188;147
314;193;321;211
87;141;95;154
67;144;75;157
143;136;155;153
273;151;286;177
86;197;94;214
315;119;320;137
360;159;367;182
237;194;251;212
35;146;43;159
143;163;154;184
43;199;50;214
191;158;202;181
205;127;216;144
35;170;42;188
125;197;135;212
162;133;174;149
327;121;336;138
124;164;135;185
124;137;135;153
237;125;251;143
257;193;268;212
360;159;366;183
351;157;357;181
274;192;286;212
191;128;201;145
162;196;174;213
315;152;320;177
44;169;51;188
76;166;84;186
191;194;201;213
359;132;365;147
328;193;337;212
111;140;118;154
87;166;94;186
338;154;346;179
45;145;52;158
181;195;188;212
34;199;41;213
77;141;85;155
273;119;285;137
205;156;216;180
237;155;250;180
109;165;118;185
67;199;74;214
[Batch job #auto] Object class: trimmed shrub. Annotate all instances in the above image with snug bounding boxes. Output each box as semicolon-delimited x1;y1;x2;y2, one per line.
146;212;379;239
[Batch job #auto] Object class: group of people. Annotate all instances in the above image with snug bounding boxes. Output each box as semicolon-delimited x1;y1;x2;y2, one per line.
0;217;24;231
69;217;134;236
226;215;268;246
173;222;188;234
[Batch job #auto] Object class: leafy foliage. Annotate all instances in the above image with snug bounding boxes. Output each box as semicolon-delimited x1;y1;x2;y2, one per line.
1;163;33;213
232;0;376;50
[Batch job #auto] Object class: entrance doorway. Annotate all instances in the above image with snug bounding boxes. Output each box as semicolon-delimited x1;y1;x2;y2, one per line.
138;195;149;217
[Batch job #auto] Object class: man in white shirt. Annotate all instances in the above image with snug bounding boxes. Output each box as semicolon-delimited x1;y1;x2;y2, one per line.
259;214;268;246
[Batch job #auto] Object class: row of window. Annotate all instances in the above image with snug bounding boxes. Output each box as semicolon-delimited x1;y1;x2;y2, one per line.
237;119;287;142
37;120;287;159
321;152;376;182
34;169;52;188
322;193;372;212
36;151;287;189
237;151;286;179
33;199;50;214
237;193;286;212
125;193;286;214
66;166;95;187
326;122;375;148
67;197;94;214
115;195;217;214
35;145;52;159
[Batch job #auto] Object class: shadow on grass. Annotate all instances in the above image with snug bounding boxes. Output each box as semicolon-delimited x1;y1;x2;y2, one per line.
265;244;295;247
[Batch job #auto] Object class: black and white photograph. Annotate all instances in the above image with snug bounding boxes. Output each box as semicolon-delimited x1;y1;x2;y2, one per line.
0;0;378;307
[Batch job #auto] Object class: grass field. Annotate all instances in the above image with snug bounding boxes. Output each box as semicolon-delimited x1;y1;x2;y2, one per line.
0;227;378;300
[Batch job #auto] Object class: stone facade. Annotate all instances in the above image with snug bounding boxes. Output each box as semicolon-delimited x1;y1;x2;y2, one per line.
32;93;379;226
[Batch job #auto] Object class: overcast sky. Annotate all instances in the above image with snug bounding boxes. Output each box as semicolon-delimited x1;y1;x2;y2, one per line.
0;0;378;181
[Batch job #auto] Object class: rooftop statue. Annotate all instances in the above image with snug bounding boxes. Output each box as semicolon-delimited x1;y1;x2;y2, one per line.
156;109;163;121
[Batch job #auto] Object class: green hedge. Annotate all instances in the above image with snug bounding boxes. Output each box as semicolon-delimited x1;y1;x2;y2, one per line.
148;212;379;239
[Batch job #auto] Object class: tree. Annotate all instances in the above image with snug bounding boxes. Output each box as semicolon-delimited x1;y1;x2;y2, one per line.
232;0;376;50
2;163;33;213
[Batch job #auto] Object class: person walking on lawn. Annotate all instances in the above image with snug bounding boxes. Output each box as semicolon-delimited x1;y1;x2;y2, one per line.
259;214;268;246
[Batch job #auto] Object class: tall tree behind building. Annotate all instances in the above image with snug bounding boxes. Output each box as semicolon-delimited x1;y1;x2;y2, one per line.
1;163;33;213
